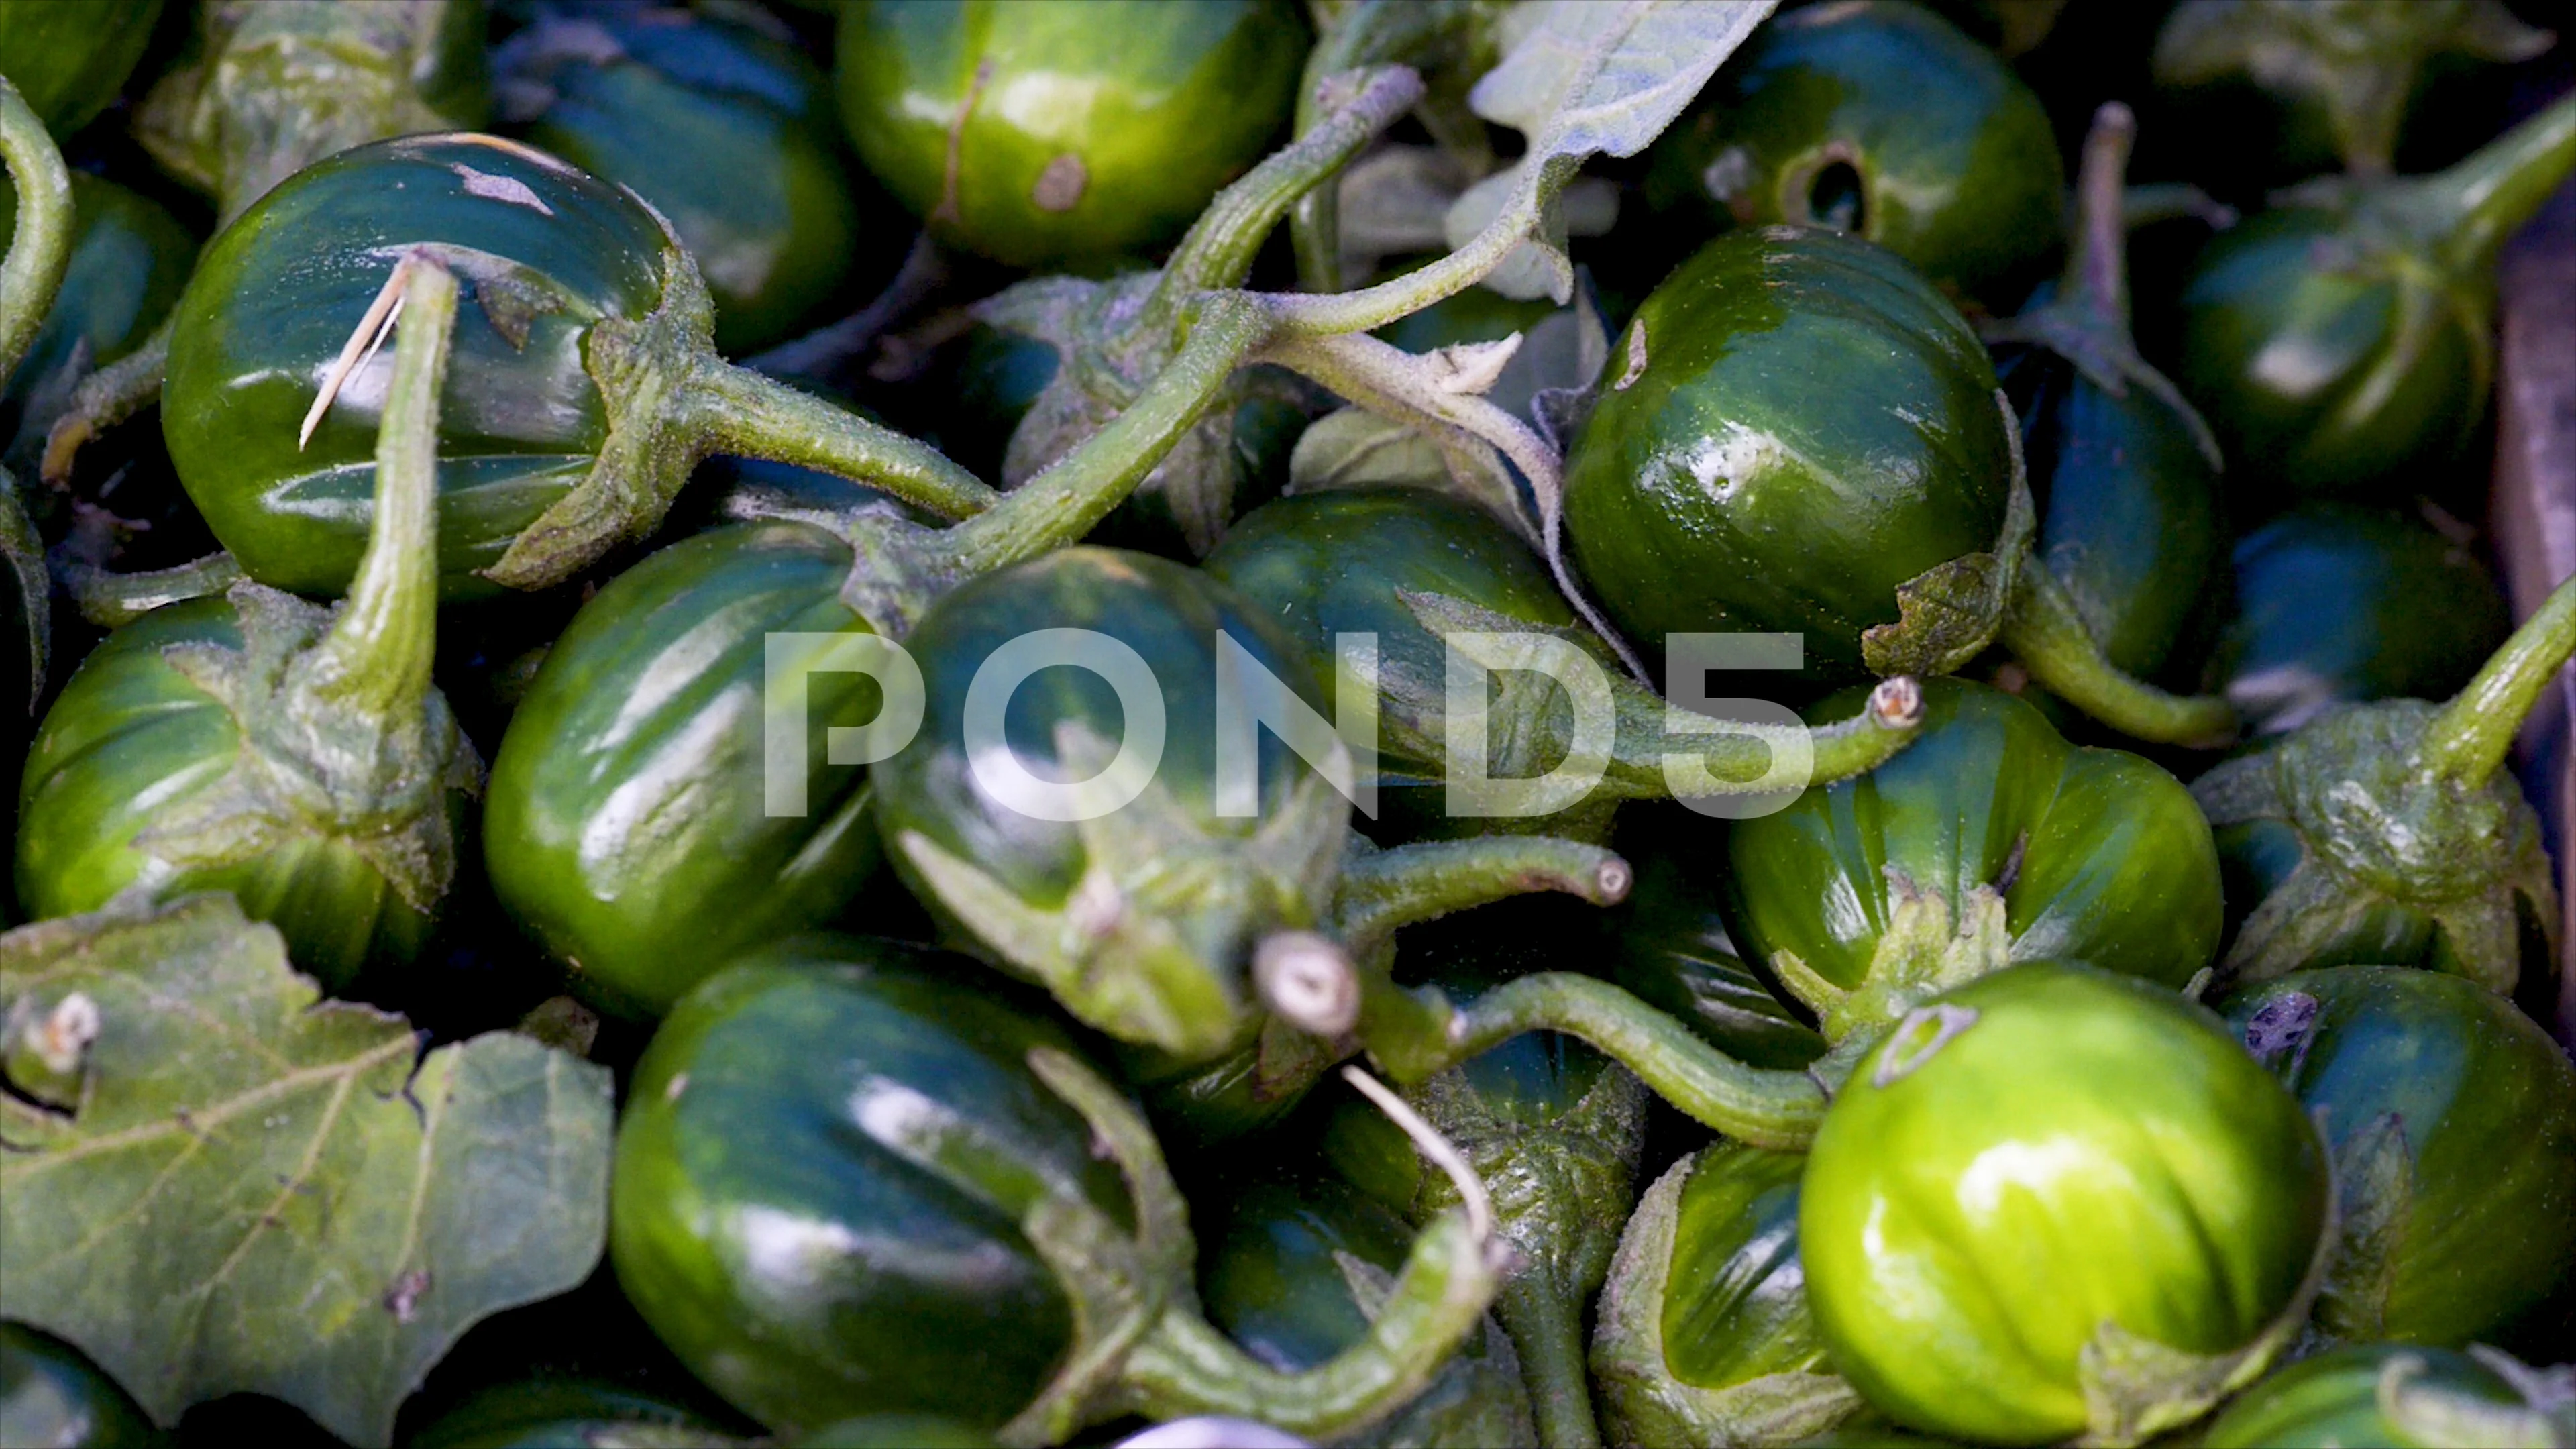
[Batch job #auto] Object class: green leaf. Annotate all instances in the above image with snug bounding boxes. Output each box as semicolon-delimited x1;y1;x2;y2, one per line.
0;896;613;1447
1445;0;1776;298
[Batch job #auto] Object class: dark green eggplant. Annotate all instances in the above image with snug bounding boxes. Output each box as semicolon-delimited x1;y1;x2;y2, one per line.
1988;104;2228;693
0;0;164;140
0;1322;157;1449
1587;1144;1860;1449
2224;967;2576;1350
833;0;1307;269
796;1416;994;1448
2208;503;2513;736
1641;0;2065;307
17;252;476;989
407;1380;729;1449
0;172;196;462
1205;487;1929;845
1198;1175;1536;1448
157;132;987;600
2203;1344;2576;1449
1318;905;1648;1449
2153;0;2555;180
2192;566;2576;992
2174;89;2576;504
608;934;1505;1442
1593;808;1825;1071
498;7;872;355
1562;224;2229;744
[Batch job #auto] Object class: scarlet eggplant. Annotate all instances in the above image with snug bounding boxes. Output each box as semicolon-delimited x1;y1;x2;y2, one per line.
608;935;1504;1443
1587;1143;1860;1449
407;1380;731;1449
0;173;195;462
17;252;478;987
2174;89;2576;503
2192;566;2576;992
833;0;1307;269
1593;808;1824;1071
1801;963;2330;1446
157;132;989;600
0;1322;154;1449
2224;967;2576;1349
1640;0;2065;307
497;7;871;355
2203;1345;2576;1449
2209;504;2514;735
0;0;164;140
1562;225;2231;744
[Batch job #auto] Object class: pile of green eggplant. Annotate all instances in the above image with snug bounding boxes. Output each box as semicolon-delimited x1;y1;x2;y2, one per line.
5;1;2576;1446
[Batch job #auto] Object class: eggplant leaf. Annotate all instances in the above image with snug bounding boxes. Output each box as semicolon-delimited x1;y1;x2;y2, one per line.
0;896;612;1447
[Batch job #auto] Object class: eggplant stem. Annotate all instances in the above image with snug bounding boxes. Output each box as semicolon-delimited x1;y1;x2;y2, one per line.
2420;567;2576;790
0;76;73;385
2408;87;2576;280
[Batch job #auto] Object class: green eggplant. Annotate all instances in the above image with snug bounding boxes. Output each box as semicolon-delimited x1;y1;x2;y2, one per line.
2223;967;2576;1350
0;172;195;463
17;252;477;988
2174;89;2576;504
1204;488;1930;846
1800;962;2330;1446
2192;565;2576;993
1641;0;2065;307
2203;1344;2576;1449
1593;807;1825;1071
157;131;989;600
1987;104;2229;694
0;74;75;722
1316;906;1648;1449
1198;1175;1537;1448
796;1416;994;1448
407;1379;731;1449
833;0;1307;269
1587;1144;1860;1449
497;6;873;355
1562;224;2230;744
2208;503;2513;736
0;1322;157;1449
2153;0;2555;180
608;934;1505;1443
0;0;164;140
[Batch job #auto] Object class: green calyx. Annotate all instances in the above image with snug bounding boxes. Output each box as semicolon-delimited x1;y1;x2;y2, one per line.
143;255;479;934
1770;873;2013;1091
996;1048;1507;1447
1858;390;2035;681
2194;566;2576;990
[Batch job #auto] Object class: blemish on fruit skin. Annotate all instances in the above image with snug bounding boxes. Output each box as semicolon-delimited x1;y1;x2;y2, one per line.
1615;323;1649;391
1032;153;1087;212
450;164;555;215
1666;422;1785;504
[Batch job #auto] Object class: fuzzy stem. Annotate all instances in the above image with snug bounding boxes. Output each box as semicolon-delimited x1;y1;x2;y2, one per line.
1336;835;1631;960
1141;65;1425;337
60;550;244;629
305;255;453;720
1607;674;1927;798
1122;1211;1503;1438
1362;971;1828;1150
1497;1275;1603;1449
2065;103;2135;332
2419;567;2576;789
2409;88;2576;280
927;294;1272;579
691;363;998;519
2000;565;2239;746
1289;0;1458;292
39;319;167;488
0;76;74;384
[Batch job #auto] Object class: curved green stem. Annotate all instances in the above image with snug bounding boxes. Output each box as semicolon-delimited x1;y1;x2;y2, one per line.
2420;567;2576;789
0;75;73;384
1607;673;1929;799
59;550;244;629
1122;1211;1503;1439
1361;971;1828;1150
1496;1275;1602;1449
39;320;167;488
690;362;997;519
1141;65;1425;337
305;254;454;720
2000;563;2238;747
1336;834;1631;959
2408;88;2576;279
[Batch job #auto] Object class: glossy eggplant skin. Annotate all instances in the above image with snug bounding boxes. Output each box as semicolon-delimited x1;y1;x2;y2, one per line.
0;1322;158;1449
1595;809;1825;1070
162;133;665;599
1;172;197;452
1563;225;2013;692
406;1380;728;1449
1642;0;2065;307
511;9;869;355
608;936;1132;1437
1724;679;2223;995
2222;967;2576;1350
2207;504;2513;737
483;521;884;1019
2202;1345;2536;1449
0;0;165;138
833;0;1307;268
15;599;448;986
